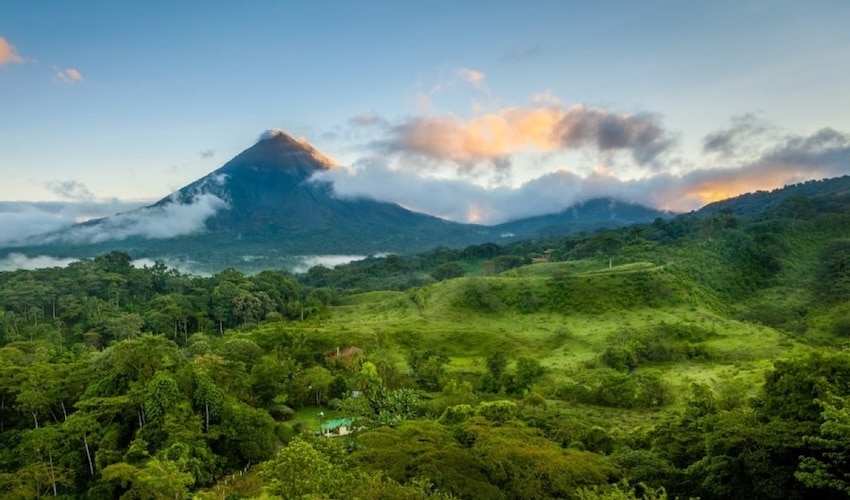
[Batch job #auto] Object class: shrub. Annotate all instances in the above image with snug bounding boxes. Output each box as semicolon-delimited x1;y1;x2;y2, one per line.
439;404;475;425
454;278;505;313
601;346;639;372
832;316;850;337
475;400;518;424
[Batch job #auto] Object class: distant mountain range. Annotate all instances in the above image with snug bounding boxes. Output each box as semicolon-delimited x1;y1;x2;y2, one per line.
0;130;752;272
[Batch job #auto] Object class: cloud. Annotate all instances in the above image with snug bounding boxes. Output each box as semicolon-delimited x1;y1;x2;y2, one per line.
0;254;79;271
200;149;215;159
0;254;210;274
531;90;561;107
130;257;210;276
54;67;83;83
49;193;228;244
382;105;672;168
0;200;149;246
0;37;23;66
315;127;850;224
764;127;850;168
349;113;389;128
0;205;76;245
45;180;96;201
456;67;486;89
290;255;372;273
260;128;289;141
702;114;773;158
0;193;227;247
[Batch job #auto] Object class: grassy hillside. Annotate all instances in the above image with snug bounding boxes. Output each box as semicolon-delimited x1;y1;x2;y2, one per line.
285;254;808;413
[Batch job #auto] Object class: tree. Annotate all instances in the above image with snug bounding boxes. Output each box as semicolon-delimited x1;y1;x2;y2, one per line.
101;457;194;500
796;394;850;495
486;351;508;382
407;349;448;391
213;399;276;467
352;420;503;499
144;372;180;425
300;365;333;406
354;361;383;400
192;371;223;432
513;357;546;393
462;419;616;499
261;439;348;499
816;240;850;302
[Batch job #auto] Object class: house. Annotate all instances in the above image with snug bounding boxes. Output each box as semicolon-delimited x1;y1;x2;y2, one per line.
320;418;354;437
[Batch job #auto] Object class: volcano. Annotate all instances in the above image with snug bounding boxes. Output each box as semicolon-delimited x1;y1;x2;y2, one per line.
174;130;478;240
3;129;668;272
8;130;495;269
175;129;488;250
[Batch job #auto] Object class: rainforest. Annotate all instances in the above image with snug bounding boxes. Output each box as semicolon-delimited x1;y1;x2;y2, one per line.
3;183;850;499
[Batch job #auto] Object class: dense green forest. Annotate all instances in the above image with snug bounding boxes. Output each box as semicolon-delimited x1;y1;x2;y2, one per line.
3;184;850;498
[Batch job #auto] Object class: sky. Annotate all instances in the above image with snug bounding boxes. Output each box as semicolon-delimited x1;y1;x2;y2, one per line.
2;0;850;239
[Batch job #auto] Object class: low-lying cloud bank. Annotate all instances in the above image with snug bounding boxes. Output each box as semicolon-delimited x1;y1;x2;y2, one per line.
0;192;228;247
0;253;79;271
0;253;210;274
0;199;149;246
48;193;228;244
291;254;375;273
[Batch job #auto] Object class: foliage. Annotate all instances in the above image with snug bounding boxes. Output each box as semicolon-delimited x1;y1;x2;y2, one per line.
6;182;850;497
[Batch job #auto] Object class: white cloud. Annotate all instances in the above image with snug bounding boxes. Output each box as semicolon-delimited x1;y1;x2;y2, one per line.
0;253;78;271
52;193;228;244
0;200;149;246
291;255;372;273
130;257;210;276
0;192;227;247
316;126;850;224
456;67;486;88
44;180;96;201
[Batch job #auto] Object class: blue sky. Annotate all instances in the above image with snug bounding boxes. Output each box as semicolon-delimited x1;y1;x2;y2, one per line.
2;0;850;230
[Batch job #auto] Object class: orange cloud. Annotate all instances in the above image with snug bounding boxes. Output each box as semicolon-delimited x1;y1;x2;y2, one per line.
391;105;671;166
650;161;828;212
55;67;84;83
0;37;23;66
456;67;486;88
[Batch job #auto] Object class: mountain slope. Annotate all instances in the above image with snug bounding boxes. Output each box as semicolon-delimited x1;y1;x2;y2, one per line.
697;175;850;218
495;198;668;237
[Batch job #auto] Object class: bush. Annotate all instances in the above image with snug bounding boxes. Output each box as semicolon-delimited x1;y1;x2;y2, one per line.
475;400;518;423
439;404;475;425
833;316;850;337
454;278;505;313
601;346;639;372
